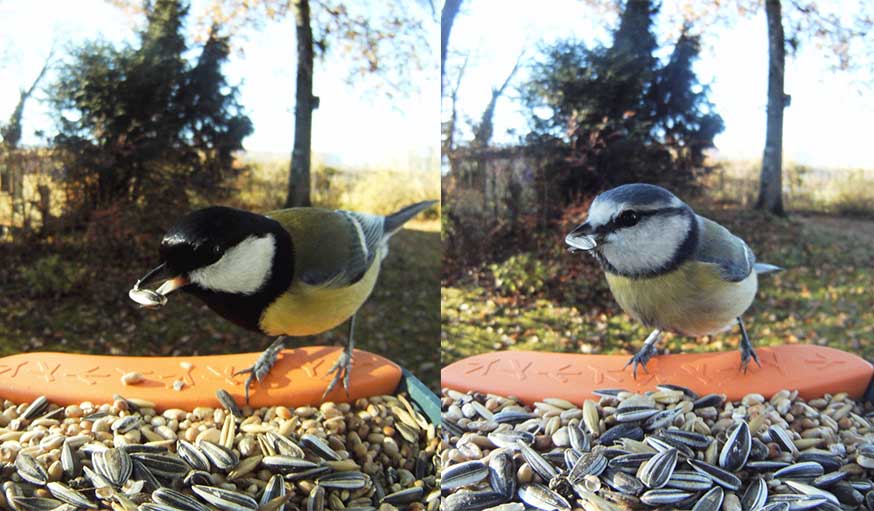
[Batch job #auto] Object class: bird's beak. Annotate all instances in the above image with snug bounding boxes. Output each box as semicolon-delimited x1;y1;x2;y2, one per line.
565;222;599;252
129;263;189;308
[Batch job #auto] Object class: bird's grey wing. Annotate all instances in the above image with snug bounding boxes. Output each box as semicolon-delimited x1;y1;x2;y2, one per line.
693;215;755;282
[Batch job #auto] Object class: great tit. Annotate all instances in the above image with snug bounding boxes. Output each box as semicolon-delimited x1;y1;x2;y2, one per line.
131;200;436;400
564;183;781;377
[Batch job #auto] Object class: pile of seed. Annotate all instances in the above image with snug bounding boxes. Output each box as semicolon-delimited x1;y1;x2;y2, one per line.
0;392;438;511
440;385;874;511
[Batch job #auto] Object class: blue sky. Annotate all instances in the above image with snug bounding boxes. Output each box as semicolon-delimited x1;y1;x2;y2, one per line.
447;0;874;169
0;0;439;170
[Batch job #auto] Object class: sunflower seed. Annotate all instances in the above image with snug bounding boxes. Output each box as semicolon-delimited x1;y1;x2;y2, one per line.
583;400;600;435
746;461;791;472
129;452;189;477
301;434;342;461
442;491;507;511
198;440;239;470
265;431;305;458
15;452;49;485
92;448;132;486
719;421;751;471
797;452;841;472
259;474;286;509
9;496;65;511
637;447;677;489
262;455;320;472
60;441;81;479
741;478;768;511
215;389;242;417
693;394;725;409
615;406;658;423
517;440;558;481
768;425;799;457
830;482;863;506
774;462;824;480
608;452;653;473
140;504;188;511
493;411;537;424
656;384;699;399
152;488;212;511
568;450;607;480
517;483;570;511
306;485;324;511
784;480;839;506
177;439;211;471
601;469;644;496
22;396;49;421
183;470;214;486
688;459;741;490
643;408;680;431
599;423;643;445
443;460;489;491
490;450;516;498
191;485;258;511
382;487;425;505
640;488;693;505
693;486;725;511
316;471;370;489
488;430;534;449
284;465;332;481
46;482;97;509
111;415;142;434
666;470;713;491
567;423;590;452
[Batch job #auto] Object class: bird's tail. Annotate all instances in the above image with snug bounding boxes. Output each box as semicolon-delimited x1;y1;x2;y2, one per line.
383;200;437;236
754;262;783;275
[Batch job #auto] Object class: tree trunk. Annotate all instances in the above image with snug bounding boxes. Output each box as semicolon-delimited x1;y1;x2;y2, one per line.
286;0;315;208
441;0;462;92
756;0;786;215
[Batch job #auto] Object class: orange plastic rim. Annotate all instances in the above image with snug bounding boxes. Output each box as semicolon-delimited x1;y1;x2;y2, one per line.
441;345;873;404
0;346;401;410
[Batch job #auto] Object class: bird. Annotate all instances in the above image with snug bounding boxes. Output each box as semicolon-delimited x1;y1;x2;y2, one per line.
130;200;437;401
564;183;781;377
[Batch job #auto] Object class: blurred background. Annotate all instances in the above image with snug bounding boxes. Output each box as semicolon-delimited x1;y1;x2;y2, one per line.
0;0;441;389
441;0;874;365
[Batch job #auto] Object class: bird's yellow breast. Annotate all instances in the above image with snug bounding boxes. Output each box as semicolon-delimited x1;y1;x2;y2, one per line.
605;261;757;336
258;249;383;336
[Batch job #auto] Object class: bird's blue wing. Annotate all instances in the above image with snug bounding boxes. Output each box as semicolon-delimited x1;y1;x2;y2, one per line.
693;215;755;283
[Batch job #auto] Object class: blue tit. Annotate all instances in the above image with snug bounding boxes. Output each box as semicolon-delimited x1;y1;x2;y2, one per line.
131;200;437;401
564;183;781;377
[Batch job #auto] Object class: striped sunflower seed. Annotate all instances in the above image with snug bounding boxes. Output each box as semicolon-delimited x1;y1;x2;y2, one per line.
315;471;370;489
177;439;211;471
517;483;570;511
719;421;751;471
488;430;534;449
640;488;693;506
441;491;507;511
92;448;132;486
688;459;741;491
198;440;239;470
443;460;489;491
665;470;713;491
489;451;516;498
15;452;49;485
152;488;212;511
46;482;97;510
306;485;324;511
301;434;342;461
693;486;724;511
260;474;286;509
637;447;677;489
741;478;768;511
774;462;824;480
382;487;425;505
191;485;258;511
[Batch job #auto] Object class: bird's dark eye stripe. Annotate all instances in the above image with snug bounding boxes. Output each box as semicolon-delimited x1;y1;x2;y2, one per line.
595;206;686;234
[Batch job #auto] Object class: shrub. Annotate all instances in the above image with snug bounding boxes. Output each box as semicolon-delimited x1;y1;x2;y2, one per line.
20;255;87;297
490;253;550;297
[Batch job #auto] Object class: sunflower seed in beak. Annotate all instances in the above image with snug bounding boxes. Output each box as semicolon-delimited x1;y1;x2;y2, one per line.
128;286;168;307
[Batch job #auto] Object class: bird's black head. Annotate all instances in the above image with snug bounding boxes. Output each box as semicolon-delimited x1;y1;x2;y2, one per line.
134;206;294;332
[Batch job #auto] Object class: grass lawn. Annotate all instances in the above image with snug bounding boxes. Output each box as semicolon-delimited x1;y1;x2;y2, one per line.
441;206;874;366
0;220;441;391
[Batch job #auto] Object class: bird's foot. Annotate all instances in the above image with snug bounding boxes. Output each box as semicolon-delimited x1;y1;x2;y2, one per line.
322;349;353;401
234;337;285;405
739;342;761;373
624;342;657;379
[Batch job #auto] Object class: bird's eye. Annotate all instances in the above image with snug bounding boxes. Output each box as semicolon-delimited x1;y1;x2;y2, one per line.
616;210;640;228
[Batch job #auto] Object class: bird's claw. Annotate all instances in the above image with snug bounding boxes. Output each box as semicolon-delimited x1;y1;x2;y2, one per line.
740;344;761;374
624;343;656;379
234;338;285;405
321;350;353;401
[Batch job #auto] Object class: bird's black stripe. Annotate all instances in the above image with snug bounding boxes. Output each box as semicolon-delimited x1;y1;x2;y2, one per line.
593;206;687;236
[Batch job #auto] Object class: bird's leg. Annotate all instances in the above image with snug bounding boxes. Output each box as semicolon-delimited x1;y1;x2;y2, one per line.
623;329;662;379
322;314;356;401
234;337;286;405
737;317;761;373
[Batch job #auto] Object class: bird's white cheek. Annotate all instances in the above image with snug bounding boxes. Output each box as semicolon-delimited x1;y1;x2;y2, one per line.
189;235;276;294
